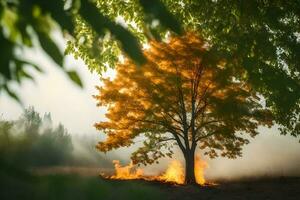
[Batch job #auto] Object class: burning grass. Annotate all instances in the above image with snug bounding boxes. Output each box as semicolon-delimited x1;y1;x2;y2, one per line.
101;156;211;186
3;170;299;200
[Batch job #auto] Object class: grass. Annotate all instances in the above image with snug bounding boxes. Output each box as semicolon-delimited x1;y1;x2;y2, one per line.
0;171;165;200
2;168;299;200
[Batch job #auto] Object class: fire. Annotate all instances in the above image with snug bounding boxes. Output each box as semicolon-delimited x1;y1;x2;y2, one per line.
158;156;208;185
110;160;143;179
159;160;185;184
195;156;208;185
106;156;208;185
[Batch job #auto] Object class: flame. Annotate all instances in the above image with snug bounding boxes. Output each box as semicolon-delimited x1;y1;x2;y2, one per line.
159;160;185;184
110;160;143;179
106;156;208;185
195;155;208;185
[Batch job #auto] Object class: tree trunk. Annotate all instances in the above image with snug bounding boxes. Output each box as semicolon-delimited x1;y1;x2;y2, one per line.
184;150;197;185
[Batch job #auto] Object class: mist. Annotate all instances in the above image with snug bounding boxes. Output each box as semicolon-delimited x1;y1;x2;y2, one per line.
135;126;300;181
205;127;300;180
0;37;299;180
0;107;116;172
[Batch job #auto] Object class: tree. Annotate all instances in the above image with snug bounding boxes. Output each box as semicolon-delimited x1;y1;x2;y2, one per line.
165;0;300;139
0;107;74;167
17;106;42;137
66;0;182;74
72;0;300;139
0;0;180;102
94;33;273;184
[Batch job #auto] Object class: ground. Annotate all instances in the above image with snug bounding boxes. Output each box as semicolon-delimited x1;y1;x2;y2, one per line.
155;177;300;200
1;169;300;200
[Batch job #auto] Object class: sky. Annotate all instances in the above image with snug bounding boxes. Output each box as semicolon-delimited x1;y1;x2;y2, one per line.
0;31;110;136
0;55;107;136
1;32;300;179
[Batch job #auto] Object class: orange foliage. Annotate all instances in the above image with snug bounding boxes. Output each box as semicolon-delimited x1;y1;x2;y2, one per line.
95;33;273;183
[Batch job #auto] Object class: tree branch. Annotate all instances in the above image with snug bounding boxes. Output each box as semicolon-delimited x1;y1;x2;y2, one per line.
195;119;222;133
196;130;218;142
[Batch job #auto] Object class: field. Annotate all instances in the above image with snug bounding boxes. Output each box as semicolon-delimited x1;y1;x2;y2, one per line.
0;171;164;200
159;177;300;200
1;168;300;200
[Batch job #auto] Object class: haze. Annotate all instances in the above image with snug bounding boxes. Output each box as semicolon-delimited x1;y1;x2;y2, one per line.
1;36;299;181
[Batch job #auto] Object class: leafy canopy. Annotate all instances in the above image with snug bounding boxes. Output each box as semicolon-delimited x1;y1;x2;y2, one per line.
168;0;300;137
94;33;273;165
72;0;300;138
0;0;180;102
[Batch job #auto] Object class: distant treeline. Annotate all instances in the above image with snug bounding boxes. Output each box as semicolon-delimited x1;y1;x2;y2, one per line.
0;107;110;169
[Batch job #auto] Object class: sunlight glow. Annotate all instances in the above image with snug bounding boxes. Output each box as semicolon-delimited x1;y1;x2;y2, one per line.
142;43;151;50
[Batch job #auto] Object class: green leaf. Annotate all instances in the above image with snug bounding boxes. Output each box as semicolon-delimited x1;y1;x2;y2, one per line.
35;1;74;34
139;0;182;35
36;31;64;67
0;30;14;79
79;0;146;65
79;0;106;36
19;70;35;82
49;9;74;34
16;19;33;47
110;24;146;66
3;85;21;104
14;59;44;73
66;70;83;88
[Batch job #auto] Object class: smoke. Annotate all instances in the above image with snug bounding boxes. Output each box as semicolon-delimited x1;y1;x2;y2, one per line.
205;127;300;180
111;127;300;181
2;107;300;180
71;133;112;168
0;107;114;170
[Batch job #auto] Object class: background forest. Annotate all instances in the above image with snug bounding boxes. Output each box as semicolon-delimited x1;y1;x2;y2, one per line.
0;107;111;169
